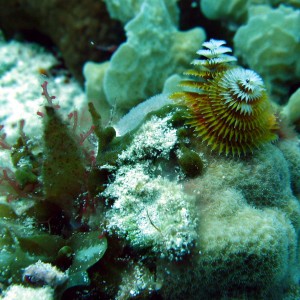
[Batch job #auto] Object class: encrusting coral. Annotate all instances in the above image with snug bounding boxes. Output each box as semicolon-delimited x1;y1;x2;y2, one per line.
171;39;278;156
199;2;300;103
200;0;300;27
234;5;300;102
84;0;205;122
104;0;179;25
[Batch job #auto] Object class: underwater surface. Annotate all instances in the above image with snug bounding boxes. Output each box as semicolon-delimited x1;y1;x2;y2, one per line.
0;0;300;299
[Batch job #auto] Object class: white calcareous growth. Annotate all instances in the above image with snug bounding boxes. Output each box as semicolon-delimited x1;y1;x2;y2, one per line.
118;115;177;161
104;115;198;260
103;163;198;260
1;285;54;300
0;33;86;140
23;260;68;288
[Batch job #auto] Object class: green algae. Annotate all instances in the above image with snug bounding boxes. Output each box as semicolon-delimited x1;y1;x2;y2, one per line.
0;205;65;285
65;231;108;288
177;144;204;178
42;106;86;217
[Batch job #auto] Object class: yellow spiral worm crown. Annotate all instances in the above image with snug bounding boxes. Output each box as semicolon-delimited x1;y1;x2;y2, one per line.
171;39;278;156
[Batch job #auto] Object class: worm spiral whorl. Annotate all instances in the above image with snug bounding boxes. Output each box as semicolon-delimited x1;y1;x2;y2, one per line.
171;39;278;156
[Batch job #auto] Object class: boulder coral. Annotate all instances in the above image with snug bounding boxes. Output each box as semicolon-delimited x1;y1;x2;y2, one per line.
157;143;300;299
102;99;300;298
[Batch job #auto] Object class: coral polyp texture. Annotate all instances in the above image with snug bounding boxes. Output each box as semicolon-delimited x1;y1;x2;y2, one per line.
171;39;278;156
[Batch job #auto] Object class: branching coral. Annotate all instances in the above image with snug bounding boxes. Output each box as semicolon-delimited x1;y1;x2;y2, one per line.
171;39;278;156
